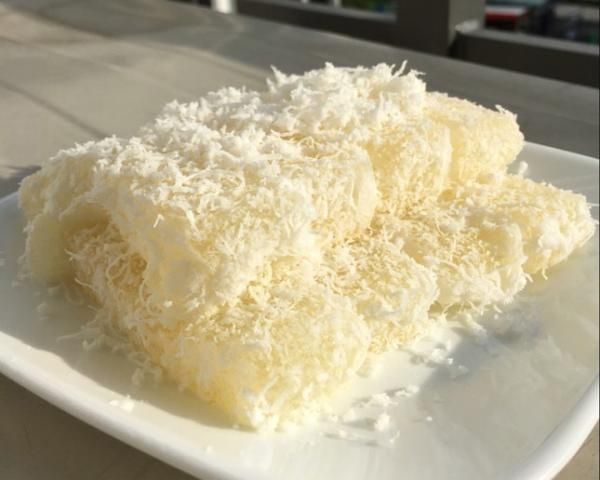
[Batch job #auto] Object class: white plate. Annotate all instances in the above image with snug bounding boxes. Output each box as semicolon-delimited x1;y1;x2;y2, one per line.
0;142;598;480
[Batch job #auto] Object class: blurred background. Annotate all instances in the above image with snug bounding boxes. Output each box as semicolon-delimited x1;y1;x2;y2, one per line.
176;0;599;87
300;0;599;44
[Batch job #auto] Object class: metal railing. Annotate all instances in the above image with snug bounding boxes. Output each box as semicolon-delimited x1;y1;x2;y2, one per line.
237;0;396;45
185;0;599;87
453;26;599;87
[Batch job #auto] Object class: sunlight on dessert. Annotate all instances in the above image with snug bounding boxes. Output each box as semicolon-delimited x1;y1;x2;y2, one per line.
18;63;595;430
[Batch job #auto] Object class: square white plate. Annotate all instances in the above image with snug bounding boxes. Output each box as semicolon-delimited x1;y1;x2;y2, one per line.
0;142;598;480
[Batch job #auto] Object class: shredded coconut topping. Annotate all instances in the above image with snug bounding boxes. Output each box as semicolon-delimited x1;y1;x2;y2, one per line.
18;63;595;431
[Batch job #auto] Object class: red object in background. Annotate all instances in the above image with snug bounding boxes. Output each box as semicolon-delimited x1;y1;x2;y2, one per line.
486;6;530;30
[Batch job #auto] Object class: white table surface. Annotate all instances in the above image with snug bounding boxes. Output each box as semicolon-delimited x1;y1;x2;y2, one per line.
0;0;597;478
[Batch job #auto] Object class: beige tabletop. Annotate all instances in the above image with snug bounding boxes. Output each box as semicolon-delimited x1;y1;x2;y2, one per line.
0;0;598;478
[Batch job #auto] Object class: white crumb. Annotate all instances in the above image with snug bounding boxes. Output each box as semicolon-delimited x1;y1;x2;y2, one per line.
427;347;453;366
516;161;528;177
374;412;391;432
393;385;420;398
109;396;135;412
369;393;393;408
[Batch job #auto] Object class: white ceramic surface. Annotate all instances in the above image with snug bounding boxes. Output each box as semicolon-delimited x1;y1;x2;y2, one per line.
0;142;598;480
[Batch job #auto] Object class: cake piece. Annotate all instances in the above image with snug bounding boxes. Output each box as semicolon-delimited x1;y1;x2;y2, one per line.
426;92;524;187
322;235;438;352
384;174;595;310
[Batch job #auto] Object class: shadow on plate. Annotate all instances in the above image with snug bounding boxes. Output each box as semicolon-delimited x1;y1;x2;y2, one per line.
411;238;599;478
